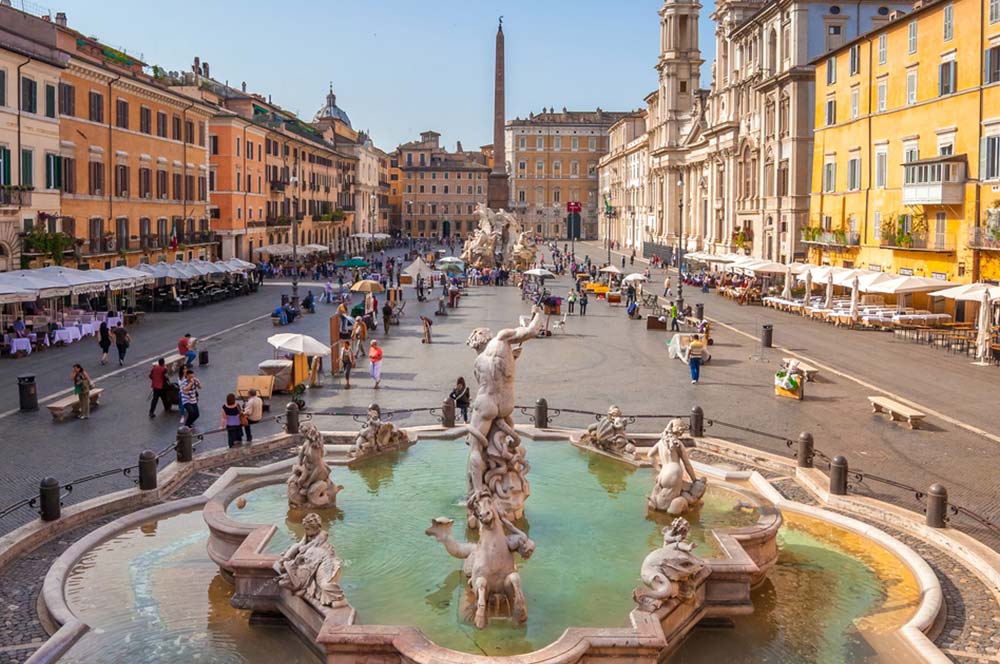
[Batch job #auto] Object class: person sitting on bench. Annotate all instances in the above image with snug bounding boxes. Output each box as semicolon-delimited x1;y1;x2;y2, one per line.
303;291;316;314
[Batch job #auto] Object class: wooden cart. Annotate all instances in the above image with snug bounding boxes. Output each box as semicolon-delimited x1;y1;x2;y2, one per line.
236;375;276;410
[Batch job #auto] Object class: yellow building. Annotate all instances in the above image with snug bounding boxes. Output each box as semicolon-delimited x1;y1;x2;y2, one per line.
809;0;1000;283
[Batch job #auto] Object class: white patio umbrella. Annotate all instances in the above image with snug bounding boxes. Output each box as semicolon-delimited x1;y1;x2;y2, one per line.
183;260;219;276
781;266;793;299
598;265;623;274
33;266;108;295
213;261;237;274
824;273;834;309
267;333;331;356
976;289;993;364
785;261;811;275
929;282;1000;302
744;260;788;275
0;282;37;304
524;268;556;279
403;257;435;280
258;243;294;256
802;269;812;312
100;266;155;287
351;233;375;240
622;272;648;283
849;276;860;322
868;275;956;295
227;258;256;270
0;271;72;298
373;233;391;240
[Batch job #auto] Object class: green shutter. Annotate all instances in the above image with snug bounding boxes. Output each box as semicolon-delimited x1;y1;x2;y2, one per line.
982;137;992;181
0;147;9;186
0;70;5;107
54;155;62;188
21;149;32;187
45;84;55;118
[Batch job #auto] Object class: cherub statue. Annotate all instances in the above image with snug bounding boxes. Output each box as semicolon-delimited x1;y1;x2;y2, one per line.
584;404;635;457
646;418;706;515
633;517;705;612
287;424;342;509
273;512;346;608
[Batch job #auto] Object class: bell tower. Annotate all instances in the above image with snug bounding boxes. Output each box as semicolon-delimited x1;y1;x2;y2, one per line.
657;0;703;144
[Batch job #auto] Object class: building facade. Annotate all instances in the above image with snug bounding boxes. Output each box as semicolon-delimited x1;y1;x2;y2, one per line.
810;0;1000;284
599;113;650;249
506;109;629;239
397;131;489;240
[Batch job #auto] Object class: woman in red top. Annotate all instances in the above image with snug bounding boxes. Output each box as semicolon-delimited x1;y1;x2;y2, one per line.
368;340;383;389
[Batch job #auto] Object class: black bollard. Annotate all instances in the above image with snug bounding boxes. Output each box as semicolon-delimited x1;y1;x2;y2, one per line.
535;398;549;429
39;477;61;521
176;426;193;462
797;432;814;468
926;483;948;528
138;450;158;491
690;406;704;437
829;456;848;495
285;402;300;434
441;398;456;428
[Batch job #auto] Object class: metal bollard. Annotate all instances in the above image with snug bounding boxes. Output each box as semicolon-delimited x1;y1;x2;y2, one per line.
797;432;814;468
829;456;848;495
926;483;948;528
176;426;193;462
441;398;456;428
138;450;158;491
285;402;300;434
690;406;704;438
535;398;549;429
39;477;61;521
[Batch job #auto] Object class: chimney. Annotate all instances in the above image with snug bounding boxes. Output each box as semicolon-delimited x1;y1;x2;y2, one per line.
55;12;67;26
456;141;463;153
193;56;200;75
202;62;209;78
241;81;247;92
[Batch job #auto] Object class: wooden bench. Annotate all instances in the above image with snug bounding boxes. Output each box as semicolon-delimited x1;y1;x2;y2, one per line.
783;357;819;382
868;396;925;429
48;388;105;421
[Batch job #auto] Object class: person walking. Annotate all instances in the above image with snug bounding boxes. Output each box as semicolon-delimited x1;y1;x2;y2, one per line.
620;255;626;269
368;340;383;389
688;334;704;384
112;323;131;366
220;394;244;447
242;389;263;442
177;365;188;423
421;315;433;344
181;369;202;427
98;321;112;365
669;301;681;332
579;291;589;316
340;339;355;389
382;301;393;336
567;289;576;314
178;333;197;368
148;358;168;417
71;364;92;420
663;276;671;298
449;377;471;423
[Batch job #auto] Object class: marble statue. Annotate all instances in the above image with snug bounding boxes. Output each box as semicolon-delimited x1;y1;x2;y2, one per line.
426;492;533;629
273;512;346;609
351;403;408;459
465;305;544;523
582;405;635;458
646;418;706;515
633;517;706;612
287;424;342;510
460;204;536;271
510;230;538;271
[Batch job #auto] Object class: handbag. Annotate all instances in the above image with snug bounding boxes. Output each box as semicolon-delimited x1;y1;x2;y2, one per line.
240;411;249;426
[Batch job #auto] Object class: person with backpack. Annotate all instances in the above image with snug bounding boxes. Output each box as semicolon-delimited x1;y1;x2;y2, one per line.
449;377;471;423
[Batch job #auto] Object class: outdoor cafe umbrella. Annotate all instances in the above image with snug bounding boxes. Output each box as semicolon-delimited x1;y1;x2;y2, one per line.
227;257;256;270
976;289;993;364
350;279;385;294
524;268;556;279
849;276;860;323
781;266;793;300
403;257;435;280
623;272;648;283
0;282;38;304
824;273;834;310
373;233;391;240
33;266;108;295
336;258;369;268
598;265;623;275
267;333;331;356
929;282;1000;302
802;269;812;313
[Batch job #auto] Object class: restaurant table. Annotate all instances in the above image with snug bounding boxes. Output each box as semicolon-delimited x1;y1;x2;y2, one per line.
10;338;32;355
106;316;124;328
52;328;81;345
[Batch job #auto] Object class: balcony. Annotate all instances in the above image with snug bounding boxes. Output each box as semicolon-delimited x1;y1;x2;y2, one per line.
0;188;32;208
799;229;861;248
879;232;955;252
901;155;966;206
83;236;116;255
266;215;292;227
185;231;216;245
269;180;288;193
969;227;1000;251
140;236;162;251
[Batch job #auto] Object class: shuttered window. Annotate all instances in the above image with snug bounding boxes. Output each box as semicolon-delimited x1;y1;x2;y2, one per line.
58;83;75;116
21;77;37;113
88;91;103;123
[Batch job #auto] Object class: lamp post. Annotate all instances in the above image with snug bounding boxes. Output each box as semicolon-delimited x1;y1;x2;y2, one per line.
291;176;299;307
369;193;376;266
603;195;613;265
676;173;684;312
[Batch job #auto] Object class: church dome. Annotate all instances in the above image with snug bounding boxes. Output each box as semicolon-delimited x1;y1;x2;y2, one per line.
314;85;351;127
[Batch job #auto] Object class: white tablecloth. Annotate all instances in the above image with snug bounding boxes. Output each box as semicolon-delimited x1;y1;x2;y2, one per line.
10;338;31;355
77;322;95;337
52;328;81;344
106;316;123;328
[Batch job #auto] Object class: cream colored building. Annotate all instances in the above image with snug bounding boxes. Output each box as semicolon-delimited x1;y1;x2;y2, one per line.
0;8;67;271
599;113;649;250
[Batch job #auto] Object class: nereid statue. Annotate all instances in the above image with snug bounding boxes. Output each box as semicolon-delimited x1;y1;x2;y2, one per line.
460;204;537;270
646;418;706;515
633;517;706;612
582;405;635;458
273;512;346;609
351;404;408;459
287;423;342;510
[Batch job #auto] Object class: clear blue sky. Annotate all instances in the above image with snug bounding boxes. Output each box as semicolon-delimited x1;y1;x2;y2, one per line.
47;0;715;151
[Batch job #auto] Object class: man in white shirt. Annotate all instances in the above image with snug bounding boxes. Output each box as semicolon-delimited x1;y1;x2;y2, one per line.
243;389;264;443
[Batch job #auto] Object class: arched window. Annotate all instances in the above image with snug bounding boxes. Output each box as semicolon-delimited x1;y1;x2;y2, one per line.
768;29;778;75
779;93;790;138
764;150;775;197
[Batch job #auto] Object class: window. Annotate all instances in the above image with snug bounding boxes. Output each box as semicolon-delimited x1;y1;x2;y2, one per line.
115;99;128;129
553;137;561;150
907;21;917;54
89;91;103;122
849;45;860;75
44;154;61;189
850;89;859;119
0;70;5;107
20;149;33;187
878;34;887;65
156;111;167;138
140;107;151;134
906;70;918;105
940;142;954;155
58;83;74;116
44;84;55;118
877;81;887;112
982;136;1000;180
985;46;1000;84
905;144;919;164
209;135;218;155
823;162;836;192
992;0;1000;24
826;57;837;85
847;157;861;191
156;169;167;199
943;4;954;41
61;157;75;193
825;98;836;126
21;77;37;113
518;137;526;150
939;61;957;96
114;164;129;197
536;137;544;150
588;137;597;151
876;150;887;189
172;115;181;141
571;137;579;151
89;162;104;194
185;120;194;144
139;167;151;198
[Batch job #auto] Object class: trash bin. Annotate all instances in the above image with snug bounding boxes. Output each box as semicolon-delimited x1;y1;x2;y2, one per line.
761;324;774;348
695;303;704;320
199;349;209;366
17;375;38;411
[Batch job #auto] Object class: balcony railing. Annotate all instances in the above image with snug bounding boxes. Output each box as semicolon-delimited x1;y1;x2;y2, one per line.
879;232;955;252
0;188;32;208
969;227;1000;251
902;155;967;206
140;236;162;251
269;180;288;193
799;229;861;247
83;237;115;255
183;231;217;245
266;216;292;227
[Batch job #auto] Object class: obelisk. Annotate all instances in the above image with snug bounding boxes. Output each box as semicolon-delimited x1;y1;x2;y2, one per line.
487;17;510;210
